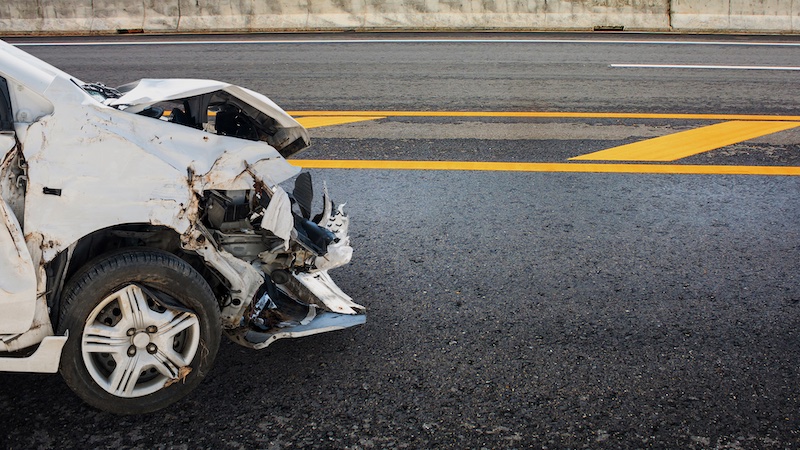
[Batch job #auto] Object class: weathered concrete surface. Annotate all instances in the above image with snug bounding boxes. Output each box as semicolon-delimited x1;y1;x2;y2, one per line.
671;0;800;33
0;0;797;35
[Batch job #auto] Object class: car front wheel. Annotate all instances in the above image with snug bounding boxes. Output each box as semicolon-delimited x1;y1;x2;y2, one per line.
57;249;221;414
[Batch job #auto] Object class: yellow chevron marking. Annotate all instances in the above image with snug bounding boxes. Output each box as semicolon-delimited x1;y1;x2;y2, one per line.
571;121;800;161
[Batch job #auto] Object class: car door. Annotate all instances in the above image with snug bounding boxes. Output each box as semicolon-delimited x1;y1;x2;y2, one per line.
0;75;37;334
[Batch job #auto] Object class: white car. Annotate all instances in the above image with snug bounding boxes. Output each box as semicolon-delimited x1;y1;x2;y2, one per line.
0;40;364;414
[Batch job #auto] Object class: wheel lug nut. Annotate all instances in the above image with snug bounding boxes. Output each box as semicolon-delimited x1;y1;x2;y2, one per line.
146;325;158;333
146;343;158;354
127;346;136;357
126;328;136;336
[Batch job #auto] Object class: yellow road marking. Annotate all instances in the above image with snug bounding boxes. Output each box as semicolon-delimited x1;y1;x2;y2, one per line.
291;159;800;176
295;116;385;129
571;121;800;161
159;109;800;175
288;111;800;122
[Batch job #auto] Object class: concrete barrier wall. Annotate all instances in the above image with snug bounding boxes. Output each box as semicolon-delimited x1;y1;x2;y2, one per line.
671;0;800;33
0;0;798;34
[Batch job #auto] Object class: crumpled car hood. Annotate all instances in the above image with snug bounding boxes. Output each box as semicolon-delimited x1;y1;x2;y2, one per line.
111;79;304;129
109;78;310;155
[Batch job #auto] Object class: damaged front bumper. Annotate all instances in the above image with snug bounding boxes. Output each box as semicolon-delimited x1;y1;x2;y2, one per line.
182;167;364;349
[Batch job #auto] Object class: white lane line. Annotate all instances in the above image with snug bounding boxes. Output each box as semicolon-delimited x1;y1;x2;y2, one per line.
610;63;800;71
10;38;800;48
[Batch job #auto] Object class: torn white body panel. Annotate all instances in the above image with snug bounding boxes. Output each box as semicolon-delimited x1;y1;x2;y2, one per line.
314;241;353;272
0;134;13;154
188;233;265;327
0;336;66;373
295;271;364;315
314;202;353;271
0;199;36;333
0;290;56;352
21;111;195;260
260;186;293;250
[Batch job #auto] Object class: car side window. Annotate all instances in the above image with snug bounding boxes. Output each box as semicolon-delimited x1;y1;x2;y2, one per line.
0;76;13;132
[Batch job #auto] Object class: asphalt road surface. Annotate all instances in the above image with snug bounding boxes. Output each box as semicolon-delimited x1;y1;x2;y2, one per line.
1;33;799;449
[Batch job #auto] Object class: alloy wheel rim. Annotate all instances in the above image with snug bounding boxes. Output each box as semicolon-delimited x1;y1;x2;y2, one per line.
80;284;200;398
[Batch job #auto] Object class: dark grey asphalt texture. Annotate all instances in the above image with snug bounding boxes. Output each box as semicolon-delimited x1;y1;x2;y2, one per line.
1;33;799;449
8;32;800;114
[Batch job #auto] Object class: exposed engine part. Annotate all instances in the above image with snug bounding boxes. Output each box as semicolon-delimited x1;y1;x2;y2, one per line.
270;269;291;284
247;277;315;331
293;172;313;219
197;170;358;340
203;190;252;230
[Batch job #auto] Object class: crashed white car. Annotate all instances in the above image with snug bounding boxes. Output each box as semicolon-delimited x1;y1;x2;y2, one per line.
0;40;364;414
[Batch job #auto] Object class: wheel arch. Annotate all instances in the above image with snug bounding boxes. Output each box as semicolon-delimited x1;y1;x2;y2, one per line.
44;223;225;330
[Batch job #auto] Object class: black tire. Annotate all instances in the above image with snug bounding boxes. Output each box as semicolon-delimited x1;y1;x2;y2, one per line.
57;249;221;415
